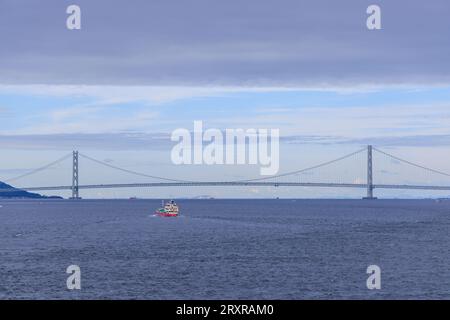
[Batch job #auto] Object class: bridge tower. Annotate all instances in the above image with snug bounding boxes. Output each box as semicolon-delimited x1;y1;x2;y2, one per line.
363;145;376;199
71;151;80;199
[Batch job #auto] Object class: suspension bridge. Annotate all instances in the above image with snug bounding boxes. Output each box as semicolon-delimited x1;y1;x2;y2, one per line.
1;145;450;199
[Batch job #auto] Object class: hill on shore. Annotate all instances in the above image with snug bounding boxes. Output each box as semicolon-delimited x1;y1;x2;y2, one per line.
0;181;61;199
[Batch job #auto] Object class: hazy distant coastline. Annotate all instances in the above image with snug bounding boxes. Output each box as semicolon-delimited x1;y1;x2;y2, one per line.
0;181;62;199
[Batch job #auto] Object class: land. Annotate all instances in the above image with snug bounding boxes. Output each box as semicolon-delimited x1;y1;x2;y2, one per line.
0;181;62;199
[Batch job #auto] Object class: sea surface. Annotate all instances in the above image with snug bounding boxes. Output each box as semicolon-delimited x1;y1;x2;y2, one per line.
0;199;450;299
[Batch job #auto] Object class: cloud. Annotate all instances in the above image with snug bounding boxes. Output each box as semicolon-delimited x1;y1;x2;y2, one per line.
0;0;449;87
205;102;450;138
2;132;450;151
0;106;12;117
0;85;304;105
16;109;160;135
0;133;170;150
344;134;450;147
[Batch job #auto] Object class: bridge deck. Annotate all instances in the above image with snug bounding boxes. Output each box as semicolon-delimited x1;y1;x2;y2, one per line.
4;182;450;192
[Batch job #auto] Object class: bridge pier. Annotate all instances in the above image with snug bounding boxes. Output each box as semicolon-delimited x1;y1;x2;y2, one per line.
363;145;377;200
70;151;81;199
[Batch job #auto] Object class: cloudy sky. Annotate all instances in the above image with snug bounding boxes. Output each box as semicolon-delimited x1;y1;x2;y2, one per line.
0;0;450;198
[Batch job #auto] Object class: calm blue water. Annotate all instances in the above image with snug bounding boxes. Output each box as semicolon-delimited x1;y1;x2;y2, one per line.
1;199;450;299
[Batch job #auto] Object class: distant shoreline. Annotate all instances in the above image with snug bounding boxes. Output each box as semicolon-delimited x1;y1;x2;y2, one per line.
1;198;449;201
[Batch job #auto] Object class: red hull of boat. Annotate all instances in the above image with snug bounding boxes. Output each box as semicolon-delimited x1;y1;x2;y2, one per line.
155;211;178;217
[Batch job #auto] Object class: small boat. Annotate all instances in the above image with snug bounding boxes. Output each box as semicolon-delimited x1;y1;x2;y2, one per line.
155;200;179;217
